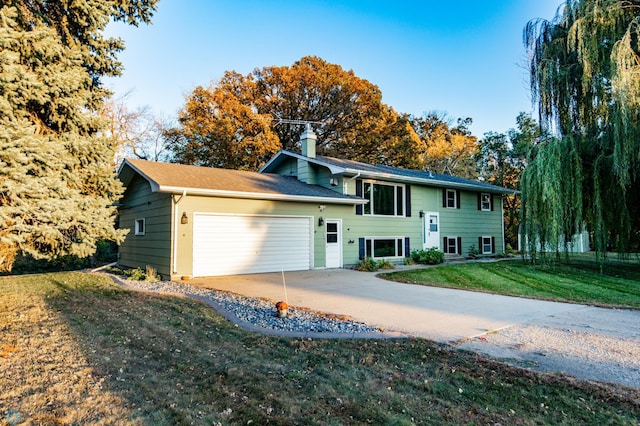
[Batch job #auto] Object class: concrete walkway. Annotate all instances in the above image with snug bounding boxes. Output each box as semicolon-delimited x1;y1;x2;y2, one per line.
188;267;586;343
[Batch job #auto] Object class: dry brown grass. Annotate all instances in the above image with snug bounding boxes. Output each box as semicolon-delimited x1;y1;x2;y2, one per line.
1;272;639;425
0;275;141;425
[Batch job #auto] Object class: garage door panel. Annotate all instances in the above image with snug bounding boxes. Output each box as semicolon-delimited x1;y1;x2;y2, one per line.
193;214;312;277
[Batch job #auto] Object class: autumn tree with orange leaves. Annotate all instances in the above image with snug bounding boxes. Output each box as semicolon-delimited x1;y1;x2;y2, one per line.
411;112;478;179
169;56;478;175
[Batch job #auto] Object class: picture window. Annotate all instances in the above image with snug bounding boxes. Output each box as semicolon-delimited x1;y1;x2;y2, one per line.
362;181;405;216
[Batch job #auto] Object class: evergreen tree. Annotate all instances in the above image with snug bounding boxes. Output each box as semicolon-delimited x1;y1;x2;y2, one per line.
0;1;158;272
523;0;640;256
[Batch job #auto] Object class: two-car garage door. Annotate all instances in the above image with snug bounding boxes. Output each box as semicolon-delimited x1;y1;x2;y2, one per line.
192;214;312;277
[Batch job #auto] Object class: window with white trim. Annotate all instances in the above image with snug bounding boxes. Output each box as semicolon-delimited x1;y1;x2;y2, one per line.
480;193;491;211
135;218;145;236
481;236;494;254
364;237;405;258
362;181;405;216
445;189;458;208
443;236;462;255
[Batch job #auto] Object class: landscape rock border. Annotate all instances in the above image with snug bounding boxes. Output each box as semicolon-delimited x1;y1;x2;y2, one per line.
100;272;407;340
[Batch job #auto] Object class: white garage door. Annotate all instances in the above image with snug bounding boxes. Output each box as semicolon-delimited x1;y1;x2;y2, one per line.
192;214;312;277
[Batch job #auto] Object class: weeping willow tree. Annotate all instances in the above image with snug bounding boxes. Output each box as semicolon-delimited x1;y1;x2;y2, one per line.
522;0;640;259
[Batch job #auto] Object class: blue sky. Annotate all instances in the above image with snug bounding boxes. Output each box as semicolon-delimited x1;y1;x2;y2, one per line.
105;1;563;137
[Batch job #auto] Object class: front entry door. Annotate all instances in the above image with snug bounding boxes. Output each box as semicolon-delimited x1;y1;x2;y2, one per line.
325;220;342;268
424;212;440;249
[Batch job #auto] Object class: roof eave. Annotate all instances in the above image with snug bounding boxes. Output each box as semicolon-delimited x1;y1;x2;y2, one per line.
117;159;161;192
262;152;513;194
157;185;367;205
339;169;514;194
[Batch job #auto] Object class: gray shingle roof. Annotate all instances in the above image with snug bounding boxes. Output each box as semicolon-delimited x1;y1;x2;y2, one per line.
118;159;366;204
271;151;514;194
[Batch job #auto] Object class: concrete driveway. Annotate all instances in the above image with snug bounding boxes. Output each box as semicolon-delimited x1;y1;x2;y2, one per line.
189;267;640;388
188;267;585;343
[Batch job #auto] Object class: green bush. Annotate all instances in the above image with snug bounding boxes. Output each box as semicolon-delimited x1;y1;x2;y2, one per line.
467;244;481;259
403;256;416;266
107;266;159;282
125;267;147;281
376;259;395;270
410;248;445;265
355;257;378;272
7;239;118;275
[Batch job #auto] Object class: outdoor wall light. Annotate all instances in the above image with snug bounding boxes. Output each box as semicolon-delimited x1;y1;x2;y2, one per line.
419;210;425;218
318;216;324;226
181;212;188;224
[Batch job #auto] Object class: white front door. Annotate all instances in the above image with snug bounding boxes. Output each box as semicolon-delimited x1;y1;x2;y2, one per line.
424;212;440;249
325;219;342;268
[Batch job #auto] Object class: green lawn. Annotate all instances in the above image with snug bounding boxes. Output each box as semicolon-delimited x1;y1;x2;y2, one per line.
384;257;640;309
1;272;639;424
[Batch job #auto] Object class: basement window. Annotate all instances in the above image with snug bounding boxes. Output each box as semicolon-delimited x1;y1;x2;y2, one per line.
443;236;461;255
481;236;494;254
365;237;405;258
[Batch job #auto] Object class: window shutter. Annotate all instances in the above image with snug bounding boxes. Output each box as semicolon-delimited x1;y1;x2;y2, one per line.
404;237;410;258
442;189;447;208
492;236;496;254
477;193;482;210
355;179;363;215
478;237;483;253
405;185;411;217
443;237;449;253
456;191;461;209
358;238;365;260
457;237;462;255
490;194;494;211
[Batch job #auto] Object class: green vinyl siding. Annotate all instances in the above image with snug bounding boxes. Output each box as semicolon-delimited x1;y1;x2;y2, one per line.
269;157;341;192
269;156;298;177
340;184;504;264
118;175;172;278
172;195;354;278
438;189;503;256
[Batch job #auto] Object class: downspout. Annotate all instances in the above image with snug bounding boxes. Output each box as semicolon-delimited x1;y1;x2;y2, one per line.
343;172;361;195
173;190;187;275
501;195;506;254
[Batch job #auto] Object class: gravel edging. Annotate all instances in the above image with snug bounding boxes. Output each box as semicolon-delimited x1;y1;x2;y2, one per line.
101;273;407;340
